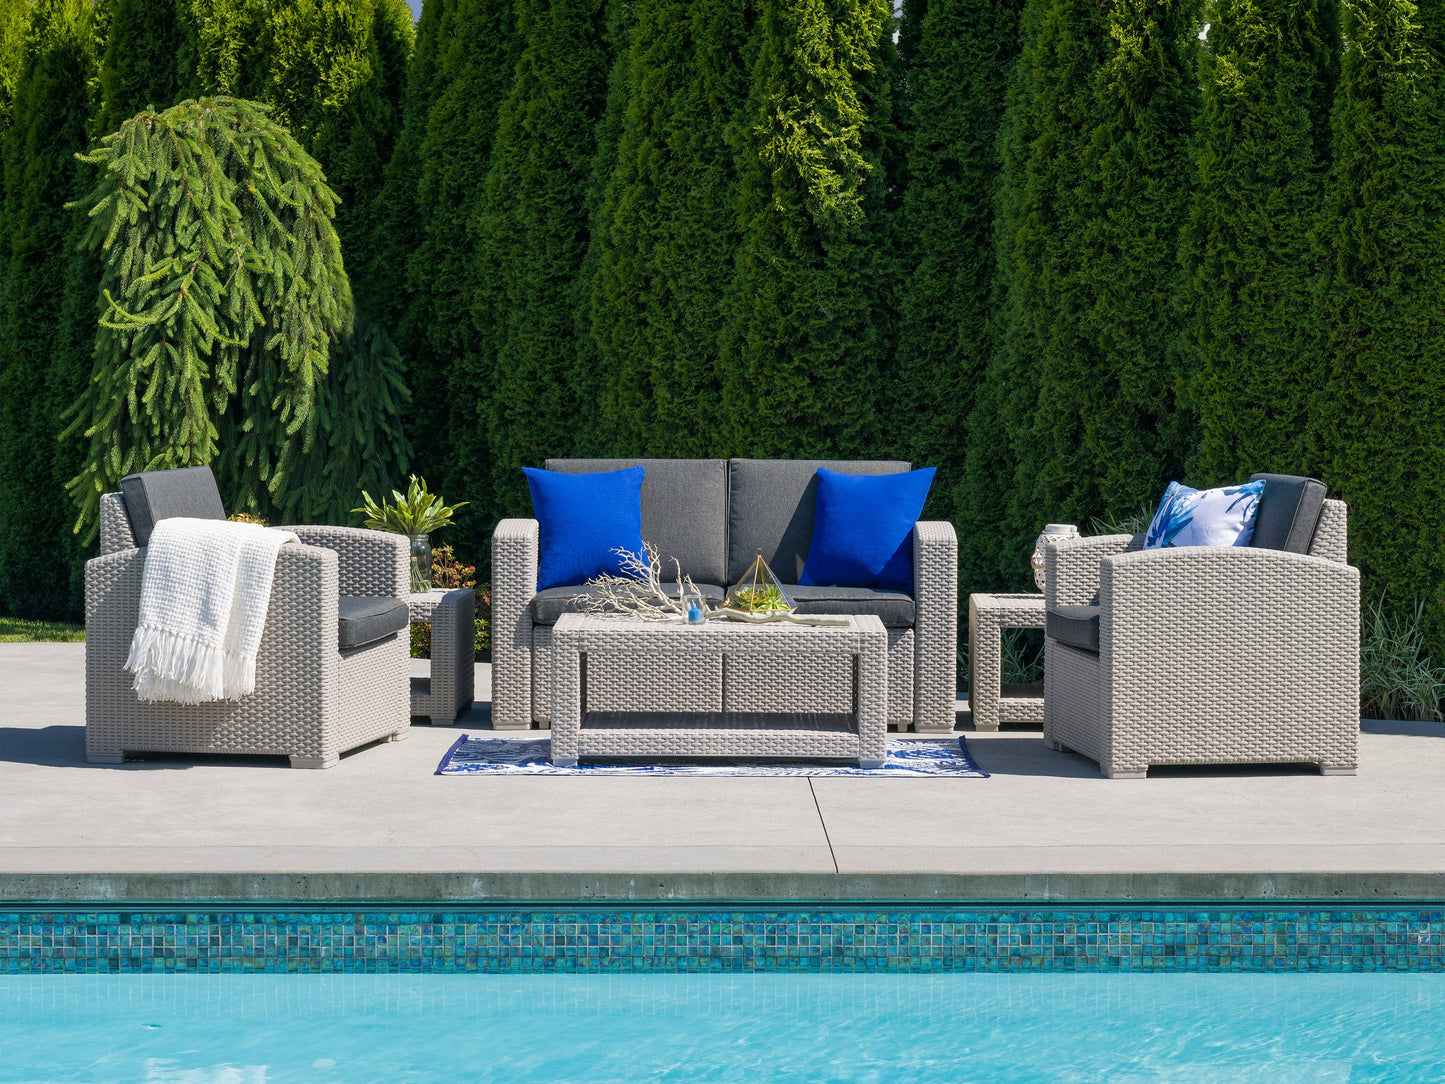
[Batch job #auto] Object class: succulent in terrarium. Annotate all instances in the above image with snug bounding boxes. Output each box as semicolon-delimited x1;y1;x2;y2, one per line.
722;555;795;621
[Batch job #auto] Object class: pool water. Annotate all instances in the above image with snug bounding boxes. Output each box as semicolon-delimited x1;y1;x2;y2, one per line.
3;972;1443;1082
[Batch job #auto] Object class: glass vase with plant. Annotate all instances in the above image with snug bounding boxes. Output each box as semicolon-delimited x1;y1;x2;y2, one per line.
353;476;469;593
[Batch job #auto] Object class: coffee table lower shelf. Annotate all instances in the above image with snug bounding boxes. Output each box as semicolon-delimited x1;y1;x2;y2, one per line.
571;711;865;763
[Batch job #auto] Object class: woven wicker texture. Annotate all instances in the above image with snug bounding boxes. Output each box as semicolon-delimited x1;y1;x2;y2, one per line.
968;593;1045;731
287;525;408;598
86;499;410;768
408;589;475;723
549;614;888;766
1044;514;1359;778
1045;534;1142;609
492;513;958;733
99;493;137;555
1309;500;1348;563
912;521;959;732
491;518;539;730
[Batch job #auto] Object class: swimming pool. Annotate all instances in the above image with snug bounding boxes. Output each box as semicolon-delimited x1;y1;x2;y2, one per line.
3;971;1444;1082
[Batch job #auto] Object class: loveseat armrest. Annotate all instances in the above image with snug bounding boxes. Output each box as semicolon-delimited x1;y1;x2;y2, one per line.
491;518;540;729
284;525;409;599
1045;534;1143;608
913;520;958;731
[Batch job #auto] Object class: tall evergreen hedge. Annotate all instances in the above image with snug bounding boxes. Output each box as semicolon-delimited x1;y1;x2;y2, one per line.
584;0;750;457
1316;0;1445;655
0;0;100;620
463;0;611;524
1025;0;1202;521
398;0;519;487
0;0;31;138
719;0;898;459
1184;0;1339;484
959;0;1109;591
893;0;1022;522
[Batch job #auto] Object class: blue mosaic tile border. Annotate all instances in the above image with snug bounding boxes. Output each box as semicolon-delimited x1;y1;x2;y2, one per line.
3;908;1443;974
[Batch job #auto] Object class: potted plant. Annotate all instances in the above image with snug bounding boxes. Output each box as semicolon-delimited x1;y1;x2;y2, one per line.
353;476;469;593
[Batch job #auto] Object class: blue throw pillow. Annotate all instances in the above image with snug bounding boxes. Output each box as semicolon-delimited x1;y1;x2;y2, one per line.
1142;479;1266;550
799;467;936;592
523;466;646;591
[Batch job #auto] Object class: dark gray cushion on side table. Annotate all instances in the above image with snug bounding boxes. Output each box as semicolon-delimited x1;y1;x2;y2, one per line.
1047;603;1101;653
781;584;916;628
119;466;227;547
530;582;726;626
546;458;728;585
338;596;410;650
726;459;911;585
1248;473;1327;554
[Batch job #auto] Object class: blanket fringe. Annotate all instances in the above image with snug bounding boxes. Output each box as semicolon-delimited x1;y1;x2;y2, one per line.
125;624;256;704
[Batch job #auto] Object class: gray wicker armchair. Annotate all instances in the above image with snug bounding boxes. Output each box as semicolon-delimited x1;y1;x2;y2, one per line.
85;468;412;768
1042;475;1360;778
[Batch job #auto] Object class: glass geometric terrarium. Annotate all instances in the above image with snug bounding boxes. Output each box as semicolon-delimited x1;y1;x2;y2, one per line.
721;554;796;622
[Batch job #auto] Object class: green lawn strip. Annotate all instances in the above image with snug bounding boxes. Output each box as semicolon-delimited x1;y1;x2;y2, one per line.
0;617;85;642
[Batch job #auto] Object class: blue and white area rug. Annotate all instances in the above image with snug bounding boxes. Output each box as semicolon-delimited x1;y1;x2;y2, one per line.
435;735;988;777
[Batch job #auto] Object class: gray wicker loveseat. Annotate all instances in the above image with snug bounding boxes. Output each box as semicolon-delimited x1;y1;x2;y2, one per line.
492;458;958;733
1042;473;1359;778
85;467;413;768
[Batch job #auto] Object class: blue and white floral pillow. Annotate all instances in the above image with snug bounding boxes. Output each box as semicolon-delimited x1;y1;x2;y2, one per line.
1142;480;1266;549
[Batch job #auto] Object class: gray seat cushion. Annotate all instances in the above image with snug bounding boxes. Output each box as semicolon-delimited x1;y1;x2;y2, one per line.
120;466;227;547
531;583;726;626
780;584;915;628
546;459;728;584
1046;604;1100;653
338;595;409;650
727;459;911;584
1248;473;1327;554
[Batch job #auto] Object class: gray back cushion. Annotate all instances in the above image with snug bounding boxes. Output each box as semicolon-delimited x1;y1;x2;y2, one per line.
727;459;911;584
120;466;227;547
545;459;728;584
1248;473;1327;554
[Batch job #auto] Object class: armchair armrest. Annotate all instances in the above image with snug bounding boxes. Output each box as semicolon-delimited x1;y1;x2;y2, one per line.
1045;534;1143;608
99;492;137;554
491;518;540;729
1098;545;1359;717
913;520;958;730
85;542;341;702
284;525;408;599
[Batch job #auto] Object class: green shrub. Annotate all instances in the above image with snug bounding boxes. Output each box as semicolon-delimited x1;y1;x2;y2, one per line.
1360;597;1445;722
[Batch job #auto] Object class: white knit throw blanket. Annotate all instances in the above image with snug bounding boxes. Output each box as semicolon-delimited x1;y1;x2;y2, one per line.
125;518;299;704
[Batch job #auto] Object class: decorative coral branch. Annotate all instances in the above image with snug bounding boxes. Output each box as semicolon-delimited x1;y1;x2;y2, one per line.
572;544;716;622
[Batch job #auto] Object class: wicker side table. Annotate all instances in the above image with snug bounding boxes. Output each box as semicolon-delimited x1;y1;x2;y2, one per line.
550;613;888;767
968;592;1046;731
408;588;475;724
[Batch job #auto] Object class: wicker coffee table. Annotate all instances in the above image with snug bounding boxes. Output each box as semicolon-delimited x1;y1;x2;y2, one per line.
550;613;888;767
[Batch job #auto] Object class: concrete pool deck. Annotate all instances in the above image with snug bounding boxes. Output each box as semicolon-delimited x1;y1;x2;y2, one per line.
4;641;1445;905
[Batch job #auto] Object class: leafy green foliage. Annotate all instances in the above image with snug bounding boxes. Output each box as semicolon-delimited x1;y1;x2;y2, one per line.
354;474;467;535
892;0;1023;525
0;615;85;641
1183;0;1339;484
63;96;351;532
0;0;102;620
0;0;30;137
718;0;898;458
1315;0;1445;664
1360;597;1445;721
466;0;611;525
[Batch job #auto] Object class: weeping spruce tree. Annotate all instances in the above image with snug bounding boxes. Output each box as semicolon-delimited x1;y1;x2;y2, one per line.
63;97;358;530
1316;0;1445;657
893;0;1023;524
465;0;611;522
959;0;1109;592
585;0;750;456
0;0;101;620
1183;0;1339;484
719;0;898;458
